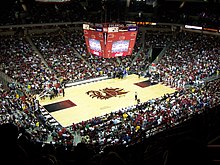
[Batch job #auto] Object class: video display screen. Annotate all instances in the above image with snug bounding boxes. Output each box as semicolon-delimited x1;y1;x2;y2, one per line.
112;40;130;53
89;38;102;52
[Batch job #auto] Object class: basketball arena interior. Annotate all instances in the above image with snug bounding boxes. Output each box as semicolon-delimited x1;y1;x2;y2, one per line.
0;0;219;164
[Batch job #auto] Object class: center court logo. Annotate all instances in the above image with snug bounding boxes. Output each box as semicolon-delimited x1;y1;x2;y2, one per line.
86;87;129;100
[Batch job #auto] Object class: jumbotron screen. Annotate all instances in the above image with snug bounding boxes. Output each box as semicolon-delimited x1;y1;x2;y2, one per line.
83;23;138;58
84;30;104;57
88;38;102;55
112;40;130;53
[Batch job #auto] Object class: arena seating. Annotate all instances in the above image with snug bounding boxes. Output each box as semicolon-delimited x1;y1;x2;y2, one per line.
0;0;219;164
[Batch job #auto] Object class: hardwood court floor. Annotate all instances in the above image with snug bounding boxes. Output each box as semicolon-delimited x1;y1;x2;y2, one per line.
39;74;176;127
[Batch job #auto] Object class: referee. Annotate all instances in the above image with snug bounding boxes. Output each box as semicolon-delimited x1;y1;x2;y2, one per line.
135;92;138;101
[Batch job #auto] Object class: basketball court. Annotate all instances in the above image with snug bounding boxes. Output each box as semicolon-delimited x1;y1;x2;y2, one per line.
39;74;176;127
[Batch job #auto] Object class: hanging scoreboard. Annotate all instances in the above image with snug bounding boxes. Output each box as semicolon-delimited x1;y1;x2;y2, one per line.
83;23;138;58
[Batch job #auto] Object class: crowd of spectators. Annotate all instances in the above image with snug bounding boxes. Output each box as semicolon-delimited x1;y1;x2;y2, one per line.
0;23;219;165
156;32;219;89
0;0;219;164
30;28;148;85
0;77;219;164
0;36;58;95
